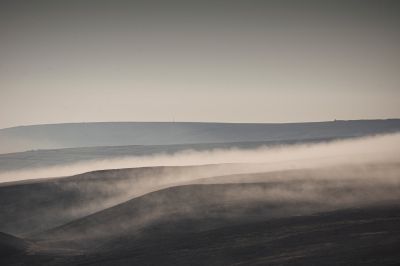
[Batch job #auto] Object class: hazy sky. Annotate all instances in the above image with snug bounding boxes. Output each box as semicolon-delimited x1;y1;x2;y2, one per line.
1;0;399;128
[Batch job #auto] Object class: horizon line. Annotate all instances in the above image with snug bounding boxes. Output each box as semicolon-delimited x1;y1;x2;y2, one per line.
2;118;400;131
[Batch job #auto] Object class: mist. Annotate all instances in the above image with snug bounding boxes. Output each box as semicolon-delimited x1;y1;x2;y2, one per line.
1;0;400;263
1;132;400;243
0;133;399;184
37;160;400;245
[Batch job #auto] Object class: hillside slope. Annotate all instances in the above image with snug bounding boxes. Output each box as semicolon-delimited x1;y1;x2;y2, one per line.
35;165;400;249
0;164;234;236
1;120;399;153
60;205;400;266
3;198;400;265
1;163;399;265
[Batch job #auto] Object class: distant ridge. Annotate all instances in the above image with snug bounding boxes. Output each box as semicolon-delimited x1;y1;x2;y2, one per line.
1;119;399;153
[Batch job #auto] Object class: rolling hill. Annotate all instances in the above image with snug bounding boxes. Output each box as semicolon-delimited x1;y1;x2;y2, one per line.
1;120;400;265
1;120;399;153
0;162;399;265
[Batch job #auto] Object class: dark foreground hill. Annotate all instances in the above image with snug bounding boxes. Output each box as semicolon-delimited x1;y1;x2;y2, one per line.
0;164;236;236
1;163;399;237
53;204;400;266
1;162;399;265
0;232;29;257
1;119;399;153
1;204;400;266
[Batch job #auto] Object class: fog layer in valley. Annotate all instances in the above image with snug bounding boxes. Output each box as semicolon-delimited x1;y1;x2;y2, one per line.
0;133;399;184
1;133;399;238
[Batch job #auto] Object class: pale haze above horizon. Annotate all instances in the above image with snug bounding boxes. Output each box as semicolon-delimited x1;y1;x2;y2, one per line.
1;0;400;129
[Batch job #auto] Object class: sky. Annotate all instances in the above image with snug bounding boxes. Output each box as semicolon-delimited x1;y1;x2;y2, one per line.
0;0;399;128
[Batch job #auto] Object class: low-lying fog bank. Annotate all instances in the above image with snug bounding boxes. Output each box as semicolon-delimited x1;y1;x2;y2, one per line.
0;133;399;184
0;133;399;237
35;163;400;247
0;133;399;266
